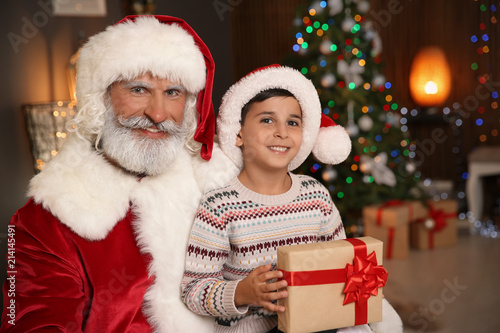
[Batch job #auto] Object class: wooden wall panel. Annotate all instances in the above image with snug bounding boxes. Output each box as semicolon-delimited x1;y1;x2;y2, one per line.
229;0;304;81
230;0;500;183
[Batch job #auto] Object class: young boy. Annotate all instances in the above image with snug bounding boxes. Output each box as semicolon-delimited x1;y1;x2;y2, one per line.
181;65;352;332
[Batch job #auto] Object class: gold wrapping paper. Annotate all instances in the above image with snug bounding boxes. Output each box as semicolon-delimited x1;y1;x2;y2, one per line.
277;237;384;333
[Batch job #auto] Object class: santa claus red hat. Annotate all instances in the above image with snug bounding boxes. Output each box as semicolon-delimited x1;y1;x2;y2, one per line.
76;15;215;160
217;65;351;171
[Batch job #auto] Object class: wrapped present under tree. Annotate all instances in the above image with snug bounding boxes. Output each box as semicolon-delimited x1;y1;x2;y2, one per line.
410;199;458;250
362;200;427;259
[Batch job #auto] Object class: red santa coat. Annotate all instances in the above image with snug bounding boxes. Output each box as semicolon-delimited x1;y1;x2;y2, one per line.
1;136;239;332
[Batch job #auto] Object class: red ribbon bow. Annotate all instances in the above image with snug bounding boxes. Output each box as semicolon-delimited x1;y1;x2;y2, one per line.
343;251;388;306
420;203;457;249
428;206;449;232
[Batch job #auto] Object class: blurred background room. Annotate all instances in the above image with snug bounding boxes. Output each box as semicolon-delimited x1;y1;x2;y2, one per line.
1;1;499;332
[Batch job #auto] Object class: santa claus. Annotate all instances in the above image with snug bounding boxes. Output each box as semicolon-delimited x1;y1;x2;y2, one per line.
1;15;238;332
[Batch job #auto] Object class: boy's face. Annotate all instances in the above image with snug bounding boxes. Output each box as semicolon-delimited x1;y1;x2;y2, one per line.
236;96;302;174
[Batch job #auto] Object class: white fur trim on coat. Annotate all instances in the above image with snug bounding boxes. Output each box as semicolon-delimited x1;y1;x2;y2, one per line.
29;135;239;332
131;149;215;332
192;138;241;194
29;135;137;240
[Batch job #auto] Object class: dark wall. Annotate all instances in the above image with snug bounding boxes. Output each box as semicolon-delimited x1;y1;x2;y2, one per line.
0;0;231;311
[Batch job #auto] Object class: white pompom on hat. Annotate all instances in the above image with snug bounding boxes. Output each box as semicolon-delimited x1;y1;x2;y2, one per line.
217;64;351;171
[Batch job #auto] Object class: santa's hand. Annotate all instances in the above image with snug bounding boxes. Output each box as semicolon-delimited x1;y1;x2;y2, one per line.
234;264;288;313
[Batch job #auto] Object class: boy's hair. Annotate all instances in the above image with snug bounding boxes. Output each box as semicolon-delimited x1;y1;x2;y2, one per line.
240;88;295;125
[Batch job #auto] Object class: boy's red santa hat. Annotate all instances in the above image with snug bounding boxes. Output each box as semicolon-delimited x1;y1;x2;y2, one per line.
76;15;215;160
217;65;351;171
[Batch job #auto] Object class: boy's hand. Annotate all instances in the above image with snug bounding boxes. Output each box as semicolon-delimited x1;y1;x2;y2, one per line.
234;264;288;313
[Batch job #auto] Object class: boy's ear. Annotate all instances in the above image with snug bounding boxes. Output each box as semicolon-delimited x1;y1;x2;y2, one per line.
235;132;243;147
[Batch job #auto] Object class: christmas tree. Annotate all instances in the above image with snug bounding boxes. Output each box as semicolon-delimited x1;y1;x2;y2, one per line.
284;0;422;234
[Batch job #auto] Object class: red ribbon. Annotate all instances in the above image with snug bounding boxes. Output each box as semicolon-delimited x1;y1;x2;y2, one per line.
376;200;413;226
386;227;395;259
375;200;413;259
424;204;457;249
279;238;388;326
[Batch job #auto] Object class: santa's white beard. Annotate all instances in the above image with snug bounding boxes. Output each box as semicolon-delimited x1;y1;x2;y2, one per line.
100;110;187;176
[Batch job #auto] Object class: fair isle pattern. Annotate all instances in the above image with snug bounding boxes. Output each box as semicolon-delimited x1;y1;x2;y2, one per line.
181;173;346;332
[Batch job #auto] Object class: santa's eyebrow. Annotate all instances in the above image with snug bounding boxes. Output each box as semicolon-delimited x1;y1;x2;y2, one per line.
121;80;153;89
166;85;187;92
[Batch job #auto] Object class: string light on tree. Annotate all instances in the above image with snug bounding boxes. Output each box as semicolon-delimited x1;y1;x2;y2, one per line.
320;39;335;55
286;0;423;231
463;0;500;238
469;1;499;144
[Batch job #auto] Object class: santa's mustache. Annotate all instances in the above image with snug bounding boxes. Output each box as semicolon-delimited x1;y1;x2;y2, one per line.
116;116;186;135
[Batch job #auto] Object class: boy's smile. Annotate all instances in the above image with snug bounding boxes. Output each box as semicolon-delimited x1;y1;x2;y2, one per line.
236;96;303;174
268;146;289;153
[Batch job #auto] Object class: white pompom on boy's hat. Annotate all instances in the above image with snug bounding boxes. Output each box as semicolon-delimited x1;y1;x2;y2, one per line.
217;64;352;171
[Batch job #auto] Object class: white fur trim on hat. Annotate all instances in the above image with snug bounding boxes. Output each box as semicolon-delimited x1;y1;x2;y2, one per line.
217;65;351;171
77;16;206;101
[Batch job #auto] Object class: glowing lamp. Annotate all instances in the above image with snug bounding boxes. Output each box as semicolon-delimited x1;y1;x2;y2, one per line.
409;47;451;107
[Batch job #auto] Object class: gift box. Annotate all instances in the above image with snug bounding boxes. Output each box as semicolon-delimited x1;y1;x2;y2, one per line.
277;237;388;333
410;199;458;250
363;200;427;227
363;223;408;260
362;200;427;259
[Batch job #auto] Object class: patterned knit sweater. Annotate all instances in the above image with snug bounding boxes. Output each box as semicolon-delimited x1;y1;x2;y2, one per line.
181;173;346;333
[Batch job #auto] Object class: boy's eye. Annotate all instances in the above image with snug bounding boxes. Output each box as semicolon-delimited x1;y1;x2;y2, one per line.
288;120;300;126
260;118;273;124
